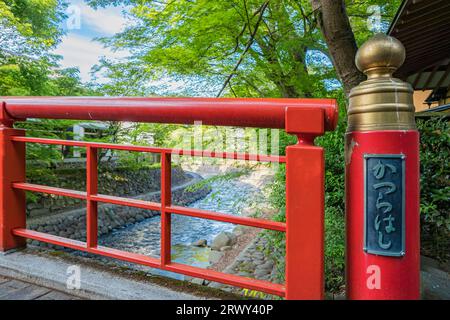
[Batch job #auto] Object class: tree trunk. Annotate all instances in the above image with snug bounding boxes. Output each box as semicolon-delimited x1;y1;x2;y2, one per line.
310;0;365;98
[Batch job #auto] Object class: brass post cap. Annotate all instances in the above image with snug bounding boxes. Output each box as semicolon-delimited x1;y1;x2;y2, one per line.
348;34;416;132
355;33;405;79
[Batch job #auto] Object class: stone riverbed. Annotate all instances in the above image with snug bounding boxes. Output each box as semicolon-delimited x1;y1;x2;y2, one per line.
82;171;270;281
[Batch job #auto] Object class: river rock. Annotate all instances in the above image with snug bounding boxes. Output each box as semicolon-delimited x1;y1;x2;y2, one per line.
241;207;257;216
191;278;206;286
227;231;237;242
211;232;236;250
255;269;270;277
193;239;208;247
260;207;278;216
209;250;224;264
259;261;274;270
233;225;246;236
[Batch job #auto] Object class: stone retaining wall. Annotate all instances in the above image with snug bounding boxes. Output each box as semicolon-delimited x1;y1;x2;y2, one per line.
27;164;189;217
27;172;211;248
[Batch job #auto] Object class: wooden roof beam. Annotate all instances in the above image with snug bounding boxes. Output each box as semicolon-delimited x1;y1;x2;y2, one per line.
423;64;441;89
435;64;450;89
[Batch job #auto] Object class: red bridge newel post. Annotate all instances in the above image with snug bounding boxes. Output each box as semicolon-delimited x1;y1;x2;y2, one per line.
285;107;328;300
345;34;420;299
160;152;172;266
0;103;26;252
86;146;99;249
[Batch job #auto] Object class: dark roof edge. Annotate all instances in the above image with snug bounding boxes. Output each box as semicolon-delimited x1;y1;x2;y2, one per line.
387;0;409;35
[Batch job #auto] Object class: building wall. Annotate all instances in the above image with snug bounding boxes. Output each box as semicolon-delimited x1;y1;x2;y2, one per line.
413;90;438;112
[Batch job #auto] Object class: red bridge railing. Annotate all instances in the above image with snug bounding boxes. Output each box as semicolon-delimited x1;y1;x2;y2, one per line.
0;97;337;300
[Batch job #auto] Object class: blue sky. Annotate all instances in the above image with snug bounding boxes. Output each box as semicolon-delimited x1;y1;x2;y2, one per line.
53;0;129;83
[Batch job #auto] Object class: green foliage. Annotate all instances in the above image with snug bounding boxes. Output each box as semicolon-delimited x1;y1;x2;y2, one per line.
0;57;94;96
185;169;250;193
324;207;345;292
50;67;93;96
15;119;80;164
128;123;178;147
316;91;347;215
268;164;286;209
1;1;97;97
345;0;402;45
417;117;450;261
0;0;72;96
0;0;65;52
89;0;399;97
116;152;161;171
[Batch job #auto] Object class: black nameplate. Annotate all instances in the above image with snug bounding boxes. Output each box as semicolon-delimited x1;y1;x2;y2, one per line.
364;154;405;257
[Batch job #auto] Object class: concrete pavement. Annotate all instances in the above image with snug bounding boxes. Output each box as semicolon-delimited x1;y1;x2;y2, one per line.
0;250;203;300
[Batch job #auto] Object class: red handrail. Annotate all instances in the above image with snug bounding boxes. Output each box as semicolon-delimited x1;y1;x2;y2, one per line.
1;97;338;130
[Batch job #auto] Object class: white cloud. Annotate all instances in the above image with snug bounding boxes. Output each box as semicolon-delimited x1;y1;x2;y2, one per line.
53;34;128;82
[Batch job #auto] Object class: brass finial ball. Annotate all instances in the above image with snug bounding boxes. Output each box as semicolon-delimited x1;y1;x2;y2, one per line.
355;34;405;78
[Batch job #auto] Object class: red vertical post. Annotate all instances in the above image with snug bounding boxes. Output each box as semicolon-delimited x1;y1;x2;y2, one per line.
0;121;26;252
346;132;420;299
285;107;326;300
346;35;420;299
86;146;98;248
160;152;172;266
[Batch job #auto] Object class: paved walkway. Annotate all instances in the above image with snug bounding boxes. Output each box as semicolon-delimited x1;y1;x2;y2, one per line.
0;275;80;300
0;250;202;300
421;256;450;300
1;240;448;299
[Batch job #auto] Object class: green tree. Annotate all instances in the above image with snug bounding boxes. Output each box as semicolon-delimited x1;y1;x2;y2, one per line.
0;0;64;56
311;0;401;96
0;1;93;96
89;0;399;99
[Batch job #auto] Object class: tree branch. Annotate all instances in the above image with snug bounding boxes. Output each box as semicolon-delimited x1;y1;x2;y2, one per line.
310;0;365;98
216;1;270;97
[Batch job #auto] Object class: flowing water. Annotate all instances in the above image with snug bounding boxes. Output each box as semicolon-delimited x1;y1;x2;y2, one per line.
96;177;261;279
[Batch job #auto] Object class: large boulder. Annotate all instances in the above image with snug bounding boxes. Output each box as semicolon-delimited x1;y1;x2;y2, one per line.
211;232;237;251
211;232;230;250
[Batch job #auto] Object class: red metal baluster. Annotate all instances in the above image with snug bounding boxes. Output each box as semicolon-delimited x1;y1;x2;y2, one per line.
86;146;98;249
160;152;172;266
285;107;327;300
0;122;26;252
285;142;325;299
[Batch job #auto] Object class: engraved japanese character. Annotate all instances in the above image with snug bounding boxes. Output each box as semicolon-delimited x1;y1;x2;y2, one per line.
372;161;397;179
383;215;396;234
373;182;396;194
376;193;393;213
378;231;392;249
